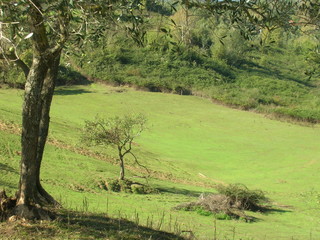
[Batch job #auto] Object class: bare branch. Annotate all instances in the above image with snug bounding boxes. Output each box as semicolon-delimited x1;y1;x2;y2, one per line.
128;149;150;177
0;30;30;77
27;0;43;16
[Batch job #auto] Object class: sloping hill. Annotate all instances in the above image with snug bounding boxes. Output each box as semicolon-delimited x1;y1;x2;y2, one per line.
1;84;320;239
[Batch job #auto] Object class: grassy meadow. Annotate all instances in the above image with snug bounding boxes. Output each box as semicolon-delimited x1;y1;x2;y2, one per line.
0;84;320;239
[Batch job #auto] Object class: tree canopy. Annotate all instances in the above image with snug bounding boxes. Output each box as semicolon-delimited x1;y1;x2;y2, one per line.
83;114;147;180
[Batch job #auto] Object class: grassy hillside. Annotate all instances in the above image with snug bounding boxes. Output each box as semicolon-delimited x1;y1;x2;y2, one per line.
67;39;320;123
1;84;320;239
2;9;320;123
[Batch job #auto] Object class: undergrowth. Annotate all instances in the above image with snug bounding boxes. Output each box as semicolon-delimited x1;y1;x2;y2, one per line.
67;42;320;123
98;178;158;194
175;184;269;222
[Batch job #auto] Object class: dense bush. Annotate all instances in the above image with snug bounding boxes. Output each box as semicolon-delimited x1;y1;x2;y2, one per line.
100;179;157;194
215;184;268;211
56;66;89;86
0;65;25;89
0;63;88;88
175;183;268;221
2;7;320;123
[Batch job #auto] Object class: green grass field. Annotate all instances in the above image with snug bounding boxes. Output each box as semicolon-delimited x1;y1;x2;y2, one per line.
1;84;320;239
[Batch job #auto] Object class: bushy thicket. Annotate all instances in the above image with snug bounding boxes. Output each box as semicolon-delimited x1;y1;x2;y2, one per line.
98;178;157;194
74;43;233;94
0;63;88;88
175;183;268;222
1;6;320;122
70;33;320;122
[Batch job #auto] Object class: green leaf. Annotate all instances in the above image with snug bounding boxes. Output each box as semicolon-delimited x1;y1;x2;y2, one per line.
160;28;168;33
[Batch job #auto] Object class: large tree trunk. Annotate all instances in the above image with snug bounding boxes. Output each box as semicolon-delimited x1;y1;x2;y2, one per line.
15;55;53;219
35;52;61;207
14;0;61;220
17;56;48;206
15;52;60;220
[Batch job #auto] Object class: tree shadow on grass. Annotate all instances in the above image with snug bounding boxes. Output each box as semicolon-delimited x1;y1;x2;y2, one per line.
54;88;92;96
234;205;292;223
57;211;184;240
0;163;17;173
241;206;292;223
1;210;180;240
237;59;314;87
259;206;292;215
0;180;16;190
0;164;19;190
1;210;184;239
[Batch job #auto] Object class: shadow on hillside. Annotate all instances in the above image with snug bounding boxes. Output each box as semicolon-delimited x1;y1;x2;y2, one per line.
260;206;292;215
0;163;17;173
0;210;184;239
56;211;184;240
54;88;92;96
237;60;313;87
157;186;211;197
56;66;92;86
206;61;236;79
0;180;17;189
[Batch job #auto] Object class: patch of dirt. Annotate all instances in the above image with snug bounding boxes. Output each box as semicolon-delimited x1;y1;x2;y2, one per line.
0;121;21;135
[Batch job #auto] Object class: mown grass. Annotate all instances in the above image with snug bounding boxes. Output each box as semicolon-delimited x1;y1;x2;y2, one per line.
1;84;320;239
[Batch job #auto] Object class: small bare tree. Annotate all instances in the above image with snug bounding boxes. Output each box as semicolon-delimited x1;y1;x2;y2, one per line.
83;114;147;180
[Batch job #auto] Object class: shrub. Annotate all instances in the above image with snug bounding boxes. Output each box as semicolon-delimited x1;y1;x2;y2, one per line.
56;66;89;86
175;183;268;221
131;184;145;194
194;206;212;216
215;183;268;211
105;179;121;192
102;179;157;194
214;212;232;220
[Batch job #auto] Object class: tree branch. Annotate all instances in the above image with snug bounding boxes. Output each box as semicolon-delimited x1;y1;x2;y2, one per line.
14;58;30;78
0;51;30;78
123;140;150;177
128;149;150;177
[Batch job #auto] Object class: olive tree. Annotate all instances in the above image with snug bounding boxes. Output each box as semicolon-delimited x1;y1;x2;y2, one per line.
0;0;145;219
83;114;147;180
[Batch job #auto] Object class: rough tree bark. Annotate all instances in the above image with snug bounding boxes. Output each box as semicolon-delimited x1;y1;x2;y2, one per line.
118;147;125;180
13;1;62;219
119;158;125;181
35;52;61;207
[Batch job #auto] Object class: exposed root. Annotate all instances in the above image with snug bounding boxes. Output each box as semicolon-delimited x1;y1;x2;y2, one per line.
0;190;16;221
13;204;55;221
37;183;60;208
1;190;56;221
